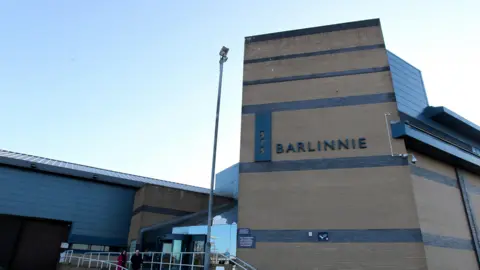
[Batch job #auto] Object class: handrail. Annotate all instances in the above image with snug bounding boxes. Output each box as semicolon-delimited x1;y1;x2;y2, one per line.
62;250;257;270
217;253;257;270
64;254;128;270
217;253;247;270
230;255;257;270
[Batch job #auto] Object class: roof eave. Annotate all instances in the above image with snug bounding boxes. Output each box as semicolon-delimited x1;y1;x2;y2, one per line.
423;106;480;142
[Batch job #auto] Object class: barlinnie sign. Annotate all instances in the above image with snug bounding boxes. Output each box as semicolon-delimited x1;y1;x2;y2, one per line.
253;112;368;162
276;138;367;154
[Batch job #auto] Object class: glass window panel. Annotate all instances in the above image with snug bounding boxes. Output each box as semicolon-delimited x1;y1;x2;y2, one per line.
71;244;88;250
90;245;103;251
129;240;137;253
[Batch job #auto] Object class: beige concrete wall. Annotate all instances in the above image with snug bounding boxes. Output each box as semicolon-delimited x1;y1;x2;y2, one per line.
128;212;177;242
128;212;142;242
244;48;388;81
409;151;477;270
240;242;427;270
143;185;232;213
424;246;478;270
239;114;255;163
239;166;417;230
411;151;458;180
464;170;480;188
128;185;233;243
464;169;480;236
245;26;384;60
132;186;146;211
243;71;393;105
238;22;426;269
410;151;470;239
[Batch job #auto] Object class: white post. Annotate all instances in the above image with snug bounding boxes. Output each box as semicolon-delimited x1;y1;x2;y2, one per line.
150;252;154;270
191;252;195;270
160;253;164;270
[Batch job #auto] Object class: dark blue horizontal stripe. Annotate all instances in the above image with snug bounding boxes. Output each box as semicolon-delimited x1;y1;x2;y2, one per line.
69;234;126;247
132;205;193;217
250;229;421;243
422;233;473;250
243;229;473;250
410;166;458;188
240;155;407;173
242;92;395;114
245;19;380;43
243;66;390;86
244;44;386;64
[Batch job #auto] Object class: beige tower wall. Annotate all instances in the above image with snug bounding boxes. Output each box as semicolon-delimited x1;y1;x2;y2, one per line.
409;151;478;270
238;19;427;269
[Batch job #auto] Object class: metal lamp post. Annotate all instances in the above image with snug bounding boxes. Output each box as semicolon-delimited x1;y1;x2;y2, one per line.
204;46;229;270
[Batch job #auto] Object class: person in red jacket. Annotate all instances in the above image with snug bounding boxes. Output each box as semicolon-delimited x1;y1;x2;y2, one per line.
116;250;127;270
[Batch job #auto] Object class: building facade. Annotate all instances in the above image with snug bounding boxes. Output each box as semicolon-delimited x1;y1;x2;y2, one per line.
236;18;480;269
0;149;232;269
2;18;480;270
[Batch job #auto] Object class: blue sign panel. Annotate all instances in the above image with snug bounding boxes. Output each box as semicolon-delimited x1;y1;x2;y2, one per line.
318;232;329;242
254;112;272;162
238;236;256;248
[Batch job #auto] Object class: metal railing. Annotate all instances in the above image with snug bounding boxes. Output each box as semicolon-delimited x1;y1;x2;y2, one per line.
62;254;128;270
220;254;256;270
61;251;257;270
59;250;74;263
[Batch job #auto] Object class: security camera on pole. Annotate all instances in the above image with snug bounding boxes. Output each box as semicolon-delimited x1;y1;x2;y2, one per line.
204;46;229;270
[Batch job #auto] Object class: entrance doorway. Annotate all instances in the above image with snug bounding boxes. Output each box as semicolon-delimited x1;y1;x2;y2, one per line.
156;234;206;269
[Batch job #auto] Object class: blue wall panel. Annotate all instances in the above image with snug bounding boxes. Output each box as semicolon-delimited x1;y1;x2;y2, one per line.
387;51;429;118
215;164;239;199
0;166;135;246
387;51;480;149
254;112;272;162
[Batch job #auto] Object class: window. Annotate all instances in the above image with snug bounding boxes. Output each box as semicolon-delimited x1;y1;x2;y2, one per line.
90;245;104;251
70;244;118;252
129;240;137;253
71;244;89;250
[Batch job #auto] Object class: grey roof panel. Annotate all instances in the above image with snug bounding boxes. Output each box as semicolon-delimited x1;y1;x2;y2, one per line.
0;149;215;195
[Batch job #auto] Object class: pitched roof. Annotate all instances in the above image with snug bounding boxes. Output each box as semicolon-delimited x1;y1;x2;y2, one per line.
0;149;213;194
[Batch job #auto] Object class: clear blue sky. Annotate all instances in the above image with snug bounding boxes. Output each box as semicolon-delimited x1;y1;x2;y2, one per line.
1;0;478;188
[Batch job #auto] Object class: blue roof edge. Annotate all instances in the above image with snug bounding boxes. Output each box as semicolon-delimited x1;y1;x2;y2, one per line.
424;106;480;142
0;149;220;195
391;122;480;174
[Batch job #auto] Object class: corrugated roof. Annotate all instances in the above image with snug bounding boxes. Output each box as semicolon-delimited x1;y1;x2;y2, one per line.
0;149;213;194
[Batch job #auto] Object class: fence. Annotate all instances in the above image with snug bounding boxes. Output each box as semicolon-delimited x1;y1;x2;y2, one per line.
61;251;256;270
